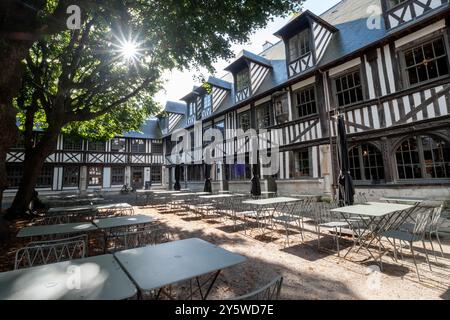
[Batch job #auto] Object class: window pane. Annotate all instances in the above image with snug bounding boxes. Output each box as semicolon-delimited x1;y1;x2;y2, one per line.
111;167;125;185
88;167;103;186
63;166;79;188
404;38;449;85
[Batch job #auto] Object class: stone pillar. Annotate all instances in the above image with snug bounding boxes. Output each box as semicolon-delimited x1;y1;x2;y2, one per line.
124;166;131;188
320;145;333;195
103;167;111;189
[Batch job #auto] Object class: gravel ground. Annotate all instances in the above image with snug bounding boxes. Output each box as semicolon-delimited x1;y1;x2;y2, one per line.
133;203;450;300
1;195;449;300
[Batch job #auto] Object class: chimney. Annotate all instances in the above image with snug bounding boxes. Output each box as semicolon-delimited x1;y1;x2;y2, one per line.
262;41;273;51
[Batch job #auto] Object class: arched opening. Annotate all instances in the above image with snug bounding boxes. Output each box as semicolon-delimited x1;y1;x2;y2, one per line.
396;135;450;179
348;143;385;182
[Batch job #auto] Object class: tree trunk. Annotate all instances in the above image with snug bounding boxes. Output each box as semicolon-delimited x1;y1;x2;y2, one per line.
0;0;51;214
5;132;59;220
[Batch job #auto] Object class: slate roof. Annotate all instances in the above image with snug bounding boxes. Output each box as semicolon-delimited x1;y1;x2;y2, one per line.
165;101;186;115
207;76;232;90
155;0;450;133
123;118;162;139
224;50;272;72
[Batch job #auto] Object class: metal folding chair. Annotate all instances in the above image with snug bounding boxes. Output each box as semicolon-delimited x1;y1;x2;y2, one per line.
228;275;283;300
14;235;87;269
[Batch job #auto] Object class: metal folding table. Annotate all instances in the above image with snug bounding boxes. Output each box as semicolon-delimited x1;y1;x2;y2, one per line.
330;203;414;268
0;254;137;300
114;238;247;300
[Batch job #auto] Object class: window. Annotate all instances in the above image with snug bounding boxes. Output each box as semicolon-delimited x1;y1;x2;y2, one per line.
256;102;273;129
396;137;422;179
111;138;126;152
349;144;385;182
273;93;289;124
151;143;163;154
294;86;317;118
63;135;82;151
88;140;105;152
334;69;364;107
63;166;79;188
188;102;196;117
111;167;125;185
236;69;250;92
388;0;407;9
36;165;53;188
289;29;310;62
396;136;450;179
131;139;146;153
292;150;311;179
6;164;23;188
6;164;54;188
151;166;162;183
403;37;449;86
238;111;251;132
88;166;103;186
228;163;252;181
422;136;450;178
204;94;212;110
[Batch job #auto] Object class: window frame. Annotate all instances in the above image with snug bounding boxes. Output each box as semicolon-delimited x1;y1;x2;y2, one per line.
236;68;250;93
395;135;450;181
398;33;450;89
111;138;126;153
63;166;80;188
88;140;106;152
111;166;125;186
238;110;252;132
88;166;103;187
288;29;311;63
151;142;163;155
349;143;386;183
292;85;318;119
130;139;146;153
256;101;274;129
63;135;83;151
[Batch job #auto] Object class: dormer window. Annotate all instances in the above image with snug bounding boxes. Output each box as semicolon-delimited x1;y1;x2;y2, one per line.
204;94;212;110
202;94;213;118
288;29;310;62
187;102;196;117
383;0;448;29
236;69;250;92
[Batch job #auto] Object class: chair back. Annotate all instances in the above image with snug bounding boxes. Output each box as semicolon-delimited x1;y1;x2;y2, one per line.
313;202;341;224
108;224;170;252
413;208;433;235
14;235;87;270
231;276;283;300
429;204;444;230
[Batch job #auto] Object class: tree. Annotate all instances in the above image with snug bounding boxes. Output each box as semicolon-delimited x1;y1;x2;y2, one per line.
1;0;302;217
0;0;92;211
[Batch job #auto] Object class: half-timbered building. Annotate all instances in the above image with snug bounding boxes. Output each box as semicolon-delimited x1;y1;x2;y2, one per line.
5;0;450;199
160;0;450;199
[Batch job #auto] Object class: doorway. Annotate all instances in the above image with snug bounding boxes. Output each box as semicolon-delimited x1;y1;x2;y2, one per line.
131;167;144;189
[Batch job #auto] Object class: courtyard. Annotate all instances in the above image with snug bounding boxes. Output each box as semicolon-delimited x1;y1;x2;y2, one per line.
1;192;449;300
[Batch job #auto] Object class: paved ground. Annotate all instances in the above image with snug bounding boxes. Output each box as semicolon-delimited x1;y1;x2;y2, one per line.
1;193;449;300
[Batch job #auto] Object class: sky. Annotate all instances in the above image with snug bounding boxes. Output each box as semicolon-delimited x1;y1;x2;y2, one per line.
154;0;342;106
